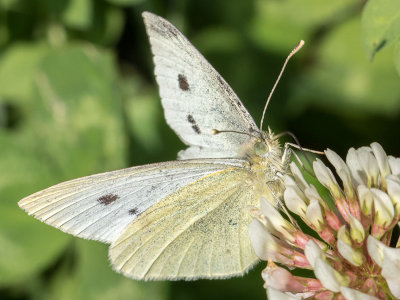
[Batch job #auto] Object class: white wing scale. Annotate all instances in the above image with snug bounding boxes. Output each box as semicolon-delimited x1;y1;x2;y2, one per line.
18;159;247;244
109;167;259;280
143;12;259;159
17;12;279;280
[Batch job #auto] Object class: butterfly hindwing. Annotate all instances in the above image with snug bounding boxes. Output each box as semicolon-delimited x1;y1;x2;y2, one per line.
18;159;247;244
109;166;259;280
143;12;259;159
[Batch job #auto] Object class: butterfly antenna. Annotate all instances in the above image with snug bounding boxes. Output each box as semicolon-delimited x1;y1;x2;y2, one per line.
259;40;305;132
211;129;259;139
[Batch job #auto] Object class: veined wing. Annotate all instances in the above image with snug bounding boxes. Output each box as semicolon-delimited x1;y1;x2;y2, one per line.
109;167;259;280
18;159;247;244
143;12;259;160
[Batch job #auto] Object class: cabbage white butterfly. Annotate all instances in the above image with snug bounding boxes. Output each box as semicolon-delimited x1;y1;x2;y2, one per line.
18;12;302;280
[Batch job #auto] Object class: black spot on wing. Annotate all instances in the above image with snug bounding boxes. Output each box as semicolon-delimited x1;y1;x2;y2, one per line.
187;115;201;134
192;124;201;134
178;74;190;91
98;194;119;205
187;114;196;124
228;219;237;226
129;208;139;216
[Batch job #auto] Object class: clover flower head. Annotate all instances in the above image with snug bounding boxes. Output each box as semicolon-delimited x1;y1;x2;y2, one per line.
249;142;400;299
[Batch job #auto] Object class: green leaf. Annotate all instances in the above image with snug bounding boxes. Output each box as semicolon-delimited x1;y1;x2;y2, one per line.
121;75;162;154
0;132;70;286
30;45;126;178
30;240;168;300
394;41;400;76
83;3;124;46
0;0;19;9
0;43;50;102
0;44;128;285
249;0;356;54
289;16;400;116
105;0;143;6
193;27;243;53
361;0;400;59
62;0;93;30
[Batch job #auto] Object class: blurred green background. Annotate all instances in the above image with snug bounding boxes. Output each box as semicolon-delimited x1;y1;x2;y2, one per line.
1;0;400;299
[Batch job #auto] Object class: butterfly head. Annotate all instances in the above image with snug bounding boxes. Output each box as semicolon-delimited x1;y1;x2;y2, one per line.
255;128;280;154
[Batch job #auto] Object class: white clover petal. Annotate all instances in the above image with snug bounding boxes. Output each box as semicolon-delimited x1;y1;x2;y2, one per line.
260;197;294;242
357;146;373;152
346;148;367;186
348;214;365;243
313;159;338;187
367;235;385;266
387;174;400;185
262;262;307;294
314;257;344;292
340;286;379;300
249;219;277;260
337;167;355;199
283;174;297;188
337;238;363;266
248;219;292;265
367;236;400;298
388;156;400;176
357;185;373;215
386;175;400;215
263;264;292;290
337;225;352;245
381;246;400;298
304;240;323;268
260;197;281;219
326;149;354;197
371;188;394;227
267;287;300;300
325;148;347;171
371;142;391;183
304;185;330;212
289;162;309;190
358;150;380;187
306;199;323;231
284;186;307;218
304;185;324;204
313;159;341;198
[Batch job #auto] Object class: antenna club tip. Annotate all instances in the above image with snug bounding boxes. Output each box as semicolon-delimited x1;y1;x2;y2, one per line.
291;40;305;54
211;129;219;135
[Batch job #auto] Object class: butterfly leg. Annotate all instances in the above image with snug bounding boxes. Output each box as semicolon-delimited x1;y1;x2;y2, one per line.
283;142;321;178
265;179;298;226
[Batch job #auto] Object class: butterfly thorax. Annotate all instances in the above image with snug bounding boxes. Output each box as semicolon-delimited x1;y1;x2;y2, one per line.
242;129;289;205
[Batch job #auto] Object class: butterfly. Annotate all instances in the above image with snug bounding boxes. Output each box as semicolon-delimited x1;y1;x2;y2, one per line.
18;12;296;280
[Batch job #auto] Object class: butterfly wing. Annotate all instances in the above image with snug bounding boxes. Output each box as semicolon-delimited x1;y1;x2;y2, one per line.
143;12;259;160
109;167;259;280
18;159;246;244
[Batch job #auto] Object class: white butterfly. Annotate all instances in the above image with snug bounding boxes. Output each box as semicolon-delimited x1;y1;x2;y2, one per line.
18;12;295;280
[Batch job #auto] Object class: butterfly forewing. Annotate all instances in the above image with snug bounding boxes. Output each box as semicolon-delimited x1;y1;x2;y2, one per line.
17;12;287;281
109;166;258;280
143;12;259;159
18;159;246;243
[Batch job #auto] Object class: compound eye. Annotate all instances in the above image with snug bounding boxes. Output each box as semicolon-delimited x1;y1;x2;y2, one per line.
254;142;267;155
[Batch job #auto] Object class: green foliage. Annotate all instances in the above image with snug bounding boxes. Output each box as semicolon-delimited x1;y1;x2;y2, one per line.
250;0;356;53
290;16;400;116
0;0;400;299
361;0;400;60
